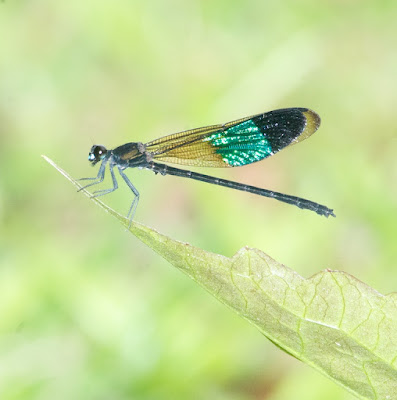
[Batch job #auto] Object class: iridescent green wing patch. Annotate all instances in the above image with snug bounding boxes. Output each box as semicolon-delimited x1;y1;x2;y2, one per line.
203;119;273;167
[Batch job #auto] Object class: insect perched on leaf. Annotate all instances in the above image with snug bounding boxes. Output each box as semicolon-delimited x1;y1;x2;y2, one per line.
79;107;335;221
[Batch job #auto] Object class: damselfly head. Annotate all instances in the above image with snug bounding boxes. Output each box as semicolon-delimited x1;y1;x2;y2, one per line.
88;145;108;165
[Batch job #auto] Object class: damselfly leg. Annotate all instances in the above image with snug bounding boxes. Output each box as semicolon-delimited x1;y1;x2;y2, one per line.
78;160;107;191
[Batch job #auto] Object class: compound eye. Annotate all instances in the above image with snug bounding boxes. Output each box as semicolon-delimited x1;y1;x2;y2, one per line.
88;145;108;164
94;145;107;159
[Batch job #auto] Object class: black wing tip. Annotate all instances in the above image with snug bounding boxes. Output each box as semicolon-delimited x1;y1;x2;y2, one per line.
266;107;321;135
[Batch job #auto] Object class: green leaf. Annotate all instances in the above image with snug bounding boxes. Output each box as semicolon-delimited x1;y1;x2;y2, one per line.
43;155;397;400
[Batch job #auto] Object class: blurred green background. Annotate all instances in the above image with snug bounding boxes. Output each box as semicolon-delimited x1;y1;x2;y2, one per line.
0;1;396;399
